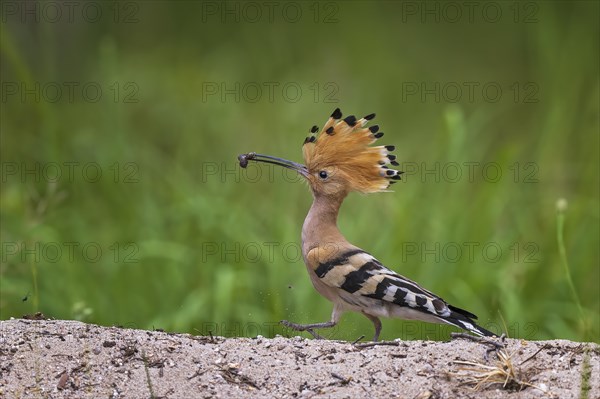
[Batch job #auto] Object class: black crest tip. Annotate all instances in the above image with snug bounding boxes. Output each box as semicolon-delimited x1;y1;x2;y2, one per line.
374;132;384;139
310;125;319;133
326;126;334;134
331;108;342;119
364;113;376;121
385;145;396;151
343;115;357;127
369;125;380;133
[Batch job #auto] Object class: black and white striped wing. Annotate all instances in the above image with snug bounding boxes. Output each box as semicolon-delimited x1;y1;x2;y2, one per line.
314;249;494;337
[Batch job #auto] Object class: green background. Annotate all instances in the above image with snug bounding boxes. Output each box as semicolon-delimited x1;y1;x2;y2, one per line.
1;1;598;342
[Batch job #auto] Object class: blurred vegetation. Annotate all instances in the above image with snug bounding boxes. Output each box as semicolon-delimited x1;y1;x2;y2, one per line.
1;1;598;343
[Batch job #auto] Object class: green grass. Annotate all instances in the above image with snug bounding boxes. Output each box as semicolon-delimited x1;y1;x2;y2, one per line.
1;2;598;343
579;347;592;399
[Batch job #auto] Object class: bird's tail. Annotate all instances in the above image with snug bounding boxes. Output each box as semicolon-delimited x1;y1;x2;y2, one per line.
440;305;496;337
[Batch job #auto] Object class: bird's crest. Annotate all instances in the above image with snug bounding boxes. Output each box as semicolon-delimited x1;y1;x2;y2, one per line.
302;108;402;193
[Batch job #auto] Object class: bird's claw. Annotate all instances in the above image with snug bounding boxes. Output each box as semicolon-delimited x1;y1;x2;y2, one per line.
280;320;325;339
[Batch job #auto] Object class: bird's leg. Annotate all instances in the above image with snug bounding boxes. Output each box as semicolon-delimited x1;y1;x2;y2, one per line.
362;312;382;342
280;320;336;340
280;304;343;340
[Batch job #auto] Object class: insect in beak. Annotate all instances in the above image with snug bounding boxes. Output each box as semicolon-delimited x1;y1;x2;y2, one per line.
238;152;308;177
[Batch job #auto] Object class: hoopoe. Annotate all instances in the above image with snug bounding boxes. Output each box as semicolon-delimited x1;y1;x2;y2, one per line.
238;108;494;341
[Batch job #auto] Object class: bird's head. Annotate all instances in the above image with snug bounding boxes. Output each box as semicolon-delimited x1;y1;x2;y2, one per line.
238;108;402;199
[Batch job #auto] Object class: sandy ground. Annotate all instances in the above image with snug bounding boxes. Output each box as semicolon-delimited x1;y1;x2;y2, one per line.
0;318;598;399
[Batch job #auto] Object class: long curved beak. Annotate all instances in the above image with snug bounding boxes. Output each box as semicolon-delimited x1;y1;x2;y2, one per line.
238;152;308;177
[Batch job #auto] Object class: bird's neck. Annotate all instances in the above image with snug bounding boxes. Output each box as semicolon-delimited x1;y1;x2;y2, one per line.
301;193;349;257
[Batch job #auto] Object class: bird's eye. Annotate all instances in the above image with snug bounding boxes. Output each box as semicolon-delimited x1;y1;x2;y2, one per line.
318;170;328;180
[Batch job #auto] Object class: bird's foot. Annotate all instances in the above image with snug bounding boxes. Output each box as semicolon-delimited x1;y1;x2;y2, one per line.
280;320;329;340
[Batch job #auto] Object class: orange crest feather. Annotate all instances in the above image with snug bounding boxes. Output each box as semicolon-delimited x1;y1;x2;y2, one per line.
302;108;402;193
